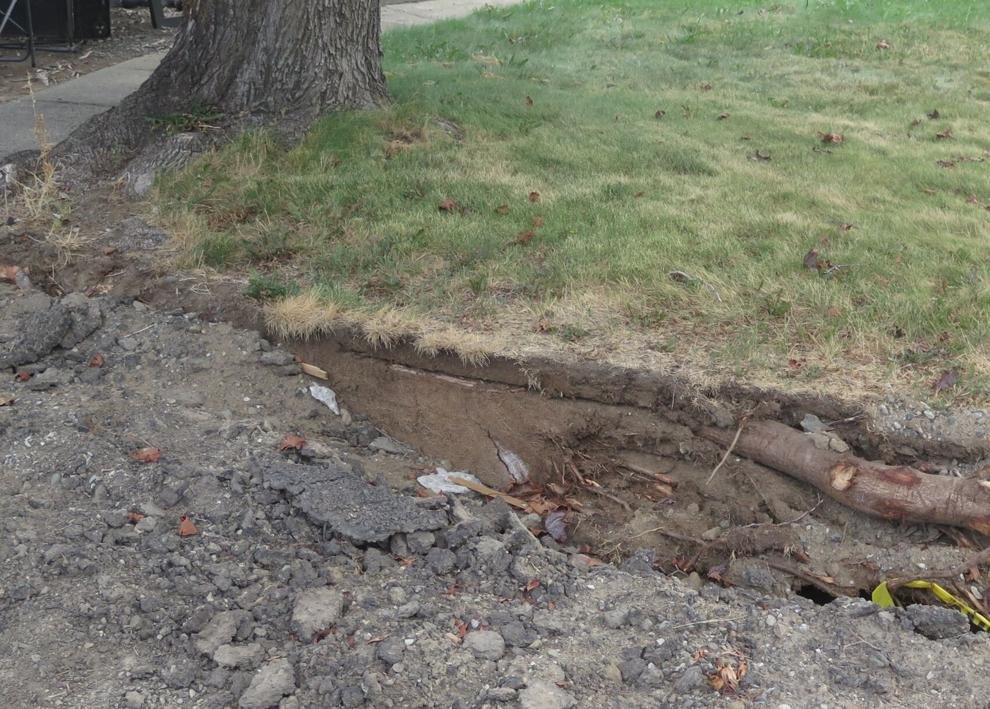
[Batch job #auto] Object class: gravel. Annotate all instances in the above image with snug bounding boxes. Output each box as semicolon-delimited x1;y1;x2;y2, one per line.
1;284;988;708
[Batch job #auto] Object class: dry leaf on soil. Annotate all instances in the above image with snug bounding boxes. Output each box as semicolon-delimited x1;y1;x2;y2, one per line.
278;434;306;452
0;395;13;406
129;447;162;463
178;515;198;537
15;370;31;381
88;353;105;368
0;265;25;283
525;96;534;107
818;132;844;144
932;368;960;394
528;191;540;203
544;510;568;543
495;204;509;215
438;198;459;212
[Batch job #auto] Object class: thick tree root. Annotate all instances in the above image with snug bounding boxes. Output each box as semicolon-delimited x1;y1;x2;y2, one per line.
700;420;990;534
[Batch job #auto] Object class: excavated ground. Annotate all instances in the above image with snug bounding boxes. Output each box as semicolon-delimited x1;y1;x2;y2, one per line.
2;194;990;707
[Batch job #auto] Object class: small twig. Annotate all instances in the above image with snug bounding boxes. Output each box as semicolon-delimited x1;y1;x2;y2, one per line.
668;616;746;630
706;419;746;486
122;323;156;338
889;545;990;589
586;485;631;512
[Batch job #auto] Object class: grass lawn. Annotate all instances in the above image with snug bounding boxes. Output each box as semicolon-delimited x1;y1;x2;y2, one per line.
157;0;990;399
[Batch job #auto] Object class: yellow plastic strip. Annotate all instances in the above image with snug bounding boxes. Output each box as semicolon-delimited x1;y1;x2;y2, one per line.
871;579;990;632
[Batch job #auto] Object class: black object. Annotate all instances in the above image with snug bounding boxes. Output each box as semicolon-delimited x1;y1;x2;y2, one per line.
0;0;36;65
1;0;110;42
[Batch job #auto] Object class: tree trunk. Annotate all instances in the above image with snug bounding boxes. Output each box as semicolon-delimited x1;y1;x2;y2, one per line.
700;420;990;534
57;0;387;171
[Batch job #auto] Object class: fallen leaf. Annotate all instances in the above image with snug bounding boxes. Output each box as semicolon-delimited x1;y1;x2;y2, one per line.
515;229;535;245
495;204;509;215
876;39;891;50
0;265;24;283
932;368;960;394
88;353;105;368
278;434;306;452
654;109;666;119
525;96;534;107
300;362;328;379
532;216;544;228
524;578;541;592
178;515;198;537
818;131;844;144
438;198;459;212
129;447;162;463
101;246;117;256
748;150;771;162
634;191;644;198
936;159;956;169
0;395;13;406
366;635;386;644
717;112;730;120
544;510;568;543
927;109;941;120
528;191;540;203
127;511;145;524
936;129;954;140
454;619;468;639
14;370;31;382
699;82;713;91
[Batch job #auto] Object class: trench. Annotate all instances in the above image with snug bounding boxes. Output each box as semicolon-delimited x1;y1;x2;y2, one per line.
15;232;984;609
287;331;986;605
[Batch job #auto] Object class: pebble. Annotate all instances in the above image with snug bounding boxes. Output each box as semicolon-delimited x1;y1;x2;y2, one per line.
237;658;297;709
291;587;344;639
463;630;506;660
518;680;577;709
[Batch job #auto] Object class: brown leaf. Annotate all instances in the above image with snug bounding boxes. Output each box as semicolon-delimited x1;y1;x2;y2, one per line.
932;368;960;394
495;204;509;215
514;229;535;245
818;131;844;144
876;39;891;50
936;129;954;140
129;447;162;463
699;82;713;91
544;510;568;543
14;370;31;382
88;353;105;368
717;112;730;120
927;109;941;120
454;619;468;639
524;578;541;592
654;110;666;119
438;198;459;212
177;515;198;537
127;511;145;525
278;434;306;452
528;191;540;203
525;96;534;107
0;265;24;283
532;216;544;228
101;246;117;256
936;159;956;169
634;191;644;198
0;395;13;406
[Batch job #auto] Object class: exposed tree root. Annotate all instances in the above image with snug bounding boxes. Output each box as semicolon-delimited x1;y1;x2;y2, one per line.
700;419;990;534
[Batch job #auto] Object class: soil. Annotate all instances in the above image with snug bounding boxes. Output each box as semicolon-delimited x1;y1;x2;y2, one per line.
0;8;177;104
3;184;990;704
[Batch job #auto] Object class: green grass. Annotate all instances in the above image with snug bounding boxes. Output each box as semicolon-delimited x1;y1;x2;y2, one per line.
157;0;990;398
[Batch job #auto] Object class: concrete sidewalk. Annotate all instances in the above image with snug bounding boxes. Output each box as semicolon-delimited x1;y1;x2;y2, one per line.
0;0;519;159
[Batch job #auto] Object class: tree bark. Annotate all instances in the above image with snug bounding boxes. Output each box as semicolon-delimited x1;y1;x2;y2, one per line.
57;0;387;171
700;420;990;534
